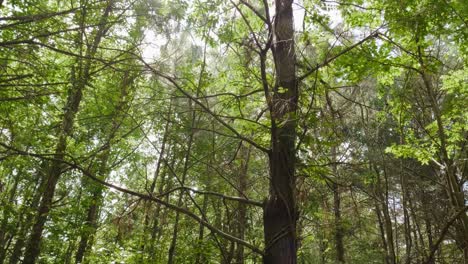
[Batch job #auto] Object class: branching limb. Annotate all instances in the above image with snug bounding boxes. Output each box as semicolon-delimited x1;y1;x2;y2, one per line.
140;60;270;154
0;142;265;256
424;206;468;264
157;186;264;207
298;31;379;81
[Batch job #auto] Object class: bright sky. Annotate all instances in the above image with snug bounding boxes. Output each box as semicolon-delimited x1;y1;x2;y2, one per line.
141;0;342;61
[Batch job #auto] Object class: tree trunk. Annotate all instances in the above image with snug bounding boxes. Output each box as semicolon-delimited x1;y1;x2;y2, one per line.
8;165;46;264
75;71;134;264
195;195;208;264
23;3;113;263
234;143;251;264
0;175;19;264
374;164;396;264
329;132;344;263
416;41;468;259
167;98;197;264
149;152;176;263
23;82;82;263
375;201;390;264
400;168;412;264
333;183;345;263
264;0;297;263
195;123;216;264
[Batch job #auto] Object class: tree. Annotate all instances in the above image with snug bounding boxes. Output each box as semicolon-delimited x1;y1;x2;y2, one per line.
0;0;466;263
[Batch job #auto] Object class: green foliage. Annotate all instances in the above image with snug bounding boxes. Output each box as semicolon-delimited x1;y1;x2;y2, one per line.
0;0;466;263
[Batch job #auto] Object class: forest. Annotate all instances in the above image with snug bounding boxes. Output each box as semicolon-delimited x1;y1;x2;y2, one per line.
0;0;467;263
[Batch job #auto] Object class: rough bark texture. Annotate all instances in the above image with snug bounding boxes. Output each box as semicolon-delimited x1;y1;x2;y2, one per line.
263;0;297;263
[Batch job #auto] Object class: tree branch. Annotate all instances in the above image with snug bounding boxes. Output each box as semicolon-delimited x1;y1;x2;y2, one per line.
0;142;264;256
140;60;270;154
298;31;378;81
157;186;264;207
424;206;468;264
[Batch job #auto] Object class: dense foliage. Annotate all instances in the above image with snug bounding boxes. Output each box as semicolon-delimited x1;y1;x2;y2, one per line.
0;0;466;263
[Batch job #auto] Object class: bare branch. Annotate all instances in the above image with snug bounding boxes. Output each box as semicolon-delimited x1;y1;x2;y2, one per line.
157;186;264;207
0;142;265;256
140;60;270;154
298;32;379;81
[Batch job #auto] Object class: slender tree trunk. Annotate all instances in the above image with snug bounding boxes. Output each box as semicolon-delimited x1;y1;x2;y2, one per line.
375;201;390;264
74;152;110;264
234;143;251;264
422;189;435;264
264;1;297;263
141;115;172;259
8;165;46;264
195;123;216;264
167;98;197;264
416;41;468;259
195;195;208;264
75;71;134;264
329;142;344;263
333;183;345;263
374;164;396;264
408;196;425;261
400;170;412;264
149;152;176;263
0;176;19;264
23;3;113;263
23;91;79;264
139;100;172;263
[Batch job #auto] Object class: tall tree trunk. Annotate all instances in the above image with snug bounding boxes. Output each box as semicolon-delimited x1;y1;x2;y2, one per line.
23;3;113;263
195;195;208;264
75;71;134;264
167;99;197;264
264;0;297;263
0;172;21;264
0;175;19;264
416;39;468;259
22;84;81;264
139;102;172;263
422;189;435;264
149;152;176;263
400;168;412;264
195;122;215;264
234;143;251;264
328;112;344;264
8;165;47;264
375;201;390;264
374;164;397;264
333;183;345;263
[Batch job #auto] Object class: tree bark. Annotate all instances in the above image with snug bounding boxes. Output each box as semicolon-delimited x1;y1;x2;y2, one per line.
263;0;297;263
